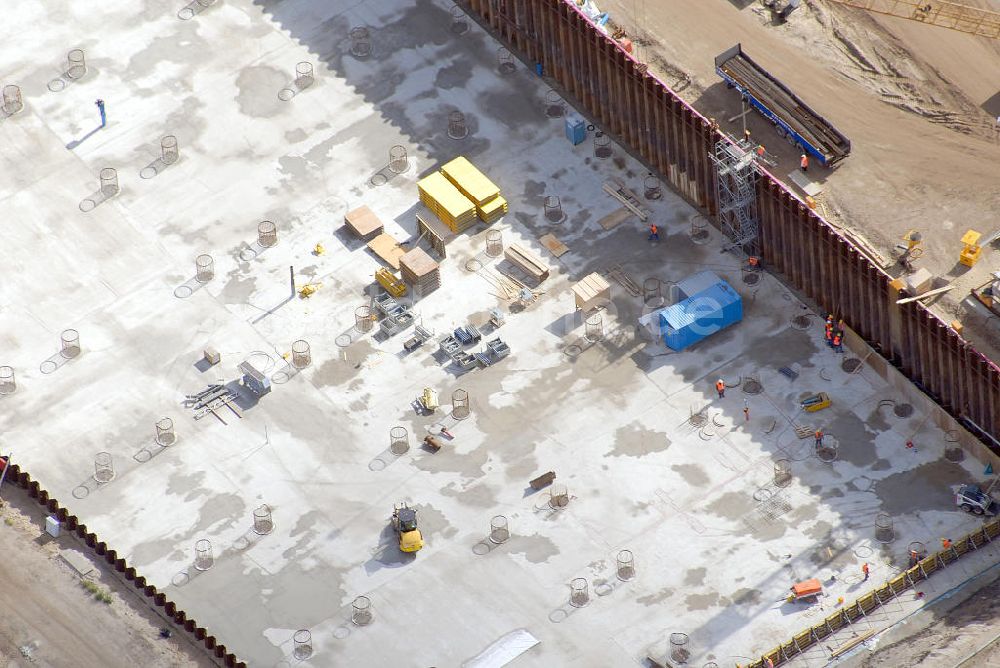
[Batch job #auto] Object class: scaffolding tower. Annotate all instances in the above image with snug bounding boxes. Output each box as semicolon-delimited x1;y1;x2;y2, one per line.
710;137;761;259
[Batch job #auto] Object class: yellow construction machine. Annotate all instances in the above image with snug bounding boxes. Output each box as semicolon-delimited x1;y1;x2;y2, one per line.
392;503;423;553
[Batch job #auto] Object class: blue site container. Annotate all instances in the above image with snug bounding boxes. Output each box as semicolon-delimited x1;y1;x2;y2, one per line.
659;281;742;351
565;115;586;145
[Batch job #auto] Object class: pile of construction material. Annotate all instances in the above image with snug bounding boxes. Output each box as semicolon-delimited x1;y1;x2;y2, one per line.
417;156;507;232
418;172;477;233
440;157;508;224
438;322;510;372
344;205;385;241
400;247;441;293
374;291;415;337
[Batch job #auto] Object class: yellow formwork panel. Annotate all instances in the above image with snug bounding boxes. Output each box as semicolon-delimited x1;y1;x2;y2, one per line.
441;156;500;206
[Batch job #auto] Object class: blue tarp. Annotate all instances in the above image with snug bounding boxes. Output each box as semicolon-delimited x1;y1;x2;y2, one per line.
659;280;742;351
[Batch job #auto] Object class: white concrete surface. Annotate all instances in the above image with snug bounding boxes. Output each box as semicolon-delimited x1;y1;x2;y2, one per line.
2;1;998;666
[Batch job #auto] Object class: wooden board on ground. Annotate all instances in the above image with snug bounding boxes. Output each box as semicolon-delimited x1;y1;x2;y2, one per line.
367;233;406;270
538;233;569;258
504;243;549;282
598;207;634;230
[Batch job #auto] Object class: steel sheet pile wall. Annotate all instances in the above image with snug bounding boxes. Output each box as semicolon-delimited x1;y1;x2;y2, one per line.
466;0;1000;450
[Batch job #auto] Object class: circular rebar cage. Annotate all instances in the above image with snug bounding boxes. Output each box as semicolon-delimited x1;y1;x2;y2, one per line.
100;168;119;197
585;311;604;342
451;389;470;419
450;5;469;34
257;220;278;248
447;110;468;139
194;539;214;571
389;426;409;455
292;630;313;659
2;85;23;115
67;49;87;79
485;229;503;257
94;452;115;483
616;549;635;581
489;515;510;544
60;329;81;358
544;90;564;118
350;27;372;58
569;578;589;607
543;195;564;223
594;132;612;159
195;254;214;283
253;504;274;535
690;214;710;243
352;595;373;626
388;145;408;174
291;340;312;369
0;366;15;395
644;175;662;200
669;632;690;663
161;135;179;165
816;439;838;463
155;417;176;446
295;61;314;88
497;47;515;74
355;305;374;332
875;512;894;543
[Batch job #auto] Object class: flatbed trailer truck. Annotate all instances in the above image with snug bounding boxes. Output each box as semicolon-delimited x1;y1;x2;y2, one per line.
715;44;851;168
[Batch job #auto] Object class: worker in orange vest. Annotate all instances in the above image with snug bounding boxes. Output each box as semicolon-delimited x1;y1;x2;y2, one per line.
862;562;870;581
648;224;659;241
942;538;952;550
825;326;833;348
800;154;809;171
833;333;843;353
715;379;726;398
756;144;766;157
814;429;824;448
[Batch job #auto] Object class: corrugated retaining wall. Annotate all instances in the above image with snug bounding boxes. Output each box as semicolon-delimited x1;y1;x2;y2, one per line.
466;0;1000;451
0;462;244;668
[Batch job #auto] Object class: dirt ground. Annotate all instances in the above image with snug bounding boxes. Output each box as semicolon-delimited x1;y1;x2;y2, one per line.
603;0;1000;361
0;483;215;668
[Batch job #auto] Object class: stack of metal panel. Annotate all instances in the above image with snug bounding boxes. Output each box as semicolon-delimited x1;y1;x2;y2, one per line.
440;156;508;224
417;171;477;233
373;291;414;337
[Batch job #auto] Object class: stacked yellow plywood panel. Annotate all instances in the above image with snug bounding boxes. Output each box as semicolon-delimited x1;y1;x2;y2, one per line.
417;172;477;233
440;156;508;224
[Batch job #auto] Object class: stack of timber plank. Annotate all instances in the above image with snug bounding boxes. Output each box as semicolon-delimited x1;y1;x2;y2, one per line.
504;243;549;282
417;172;477;233
441;156;508;224
344;205;384;241
399;247;441;293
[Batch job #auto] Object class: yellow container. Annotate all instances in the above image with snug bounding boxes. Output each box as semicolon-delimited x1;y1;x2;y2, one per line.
375;267;407;297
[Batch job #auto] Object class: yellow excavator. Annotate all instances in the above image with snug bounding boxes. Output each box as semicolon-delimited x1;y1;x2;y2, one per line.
392;503;423;553
823;1;1000;40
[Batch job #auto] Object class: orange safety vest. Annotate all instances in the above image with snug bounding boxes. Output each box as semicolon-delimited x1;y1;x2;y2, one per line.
650;225;658;234
815;430;823;439
825;329;833;341
756;145;765;156
833;335;842;345
748;256;759;267
800;155;809;168
716;381;725;392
